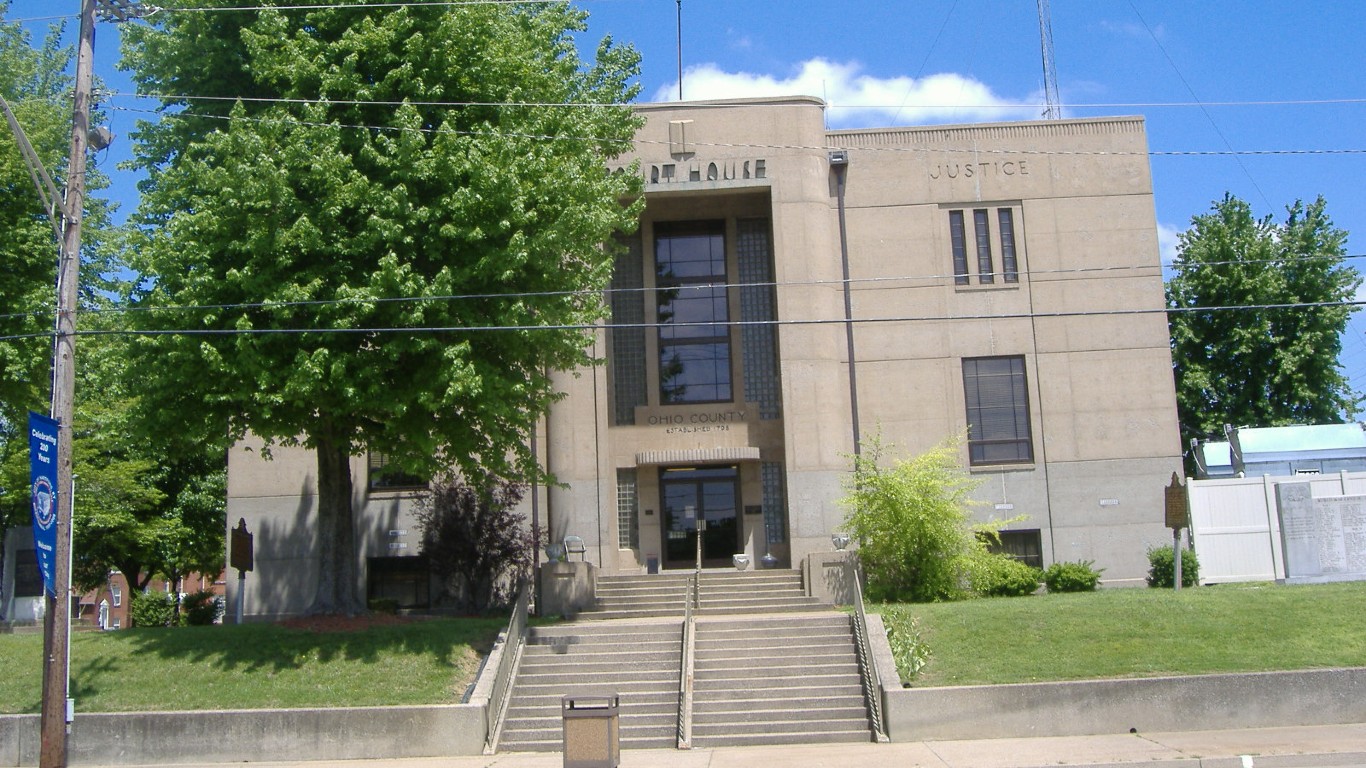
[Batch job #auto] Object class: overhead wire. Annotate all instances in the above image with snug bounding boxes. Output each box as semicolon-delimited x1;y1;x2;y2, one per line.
3;250;1362;327
106;89;1366;112
4;297;1366;343
105;104;1366;157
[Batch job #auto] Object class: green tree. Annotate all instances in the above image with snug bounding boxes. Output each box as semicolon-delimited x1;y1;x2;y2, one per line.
64;318;227;594
842;435;1017;602
1167;194;1360;449
0;10;76;427
121;1;643;613
0;6;115;529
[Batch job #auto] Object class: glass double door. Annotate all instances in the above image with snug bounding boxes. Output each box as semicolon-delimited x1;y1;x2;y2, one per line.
661;466;740;569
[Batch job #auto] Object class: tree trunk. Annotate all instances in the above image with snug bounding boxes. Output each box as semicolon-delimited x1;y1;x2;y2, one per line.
309;432;364;615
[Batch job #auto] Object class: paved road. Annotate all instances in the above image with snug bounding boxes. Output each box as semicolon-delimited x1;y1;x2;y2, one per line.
96;723;1366;768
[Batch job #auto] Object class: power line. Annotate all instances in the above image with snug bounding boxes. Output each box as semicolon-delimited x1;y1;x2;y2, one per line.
4;298;1364;343
106;104;1366;157
1127;1;1271;210
5;250;1364;326
106;89;1366;112
5;251;1362;326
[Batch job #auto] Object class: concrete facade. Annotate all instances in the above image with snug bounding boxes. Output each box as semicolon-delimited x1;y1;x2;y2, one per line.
225;97;1182;618
559;98;1181;585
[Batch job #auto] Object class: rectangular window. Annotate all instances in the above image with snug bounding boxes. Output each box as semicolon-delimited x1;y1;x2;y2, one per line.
949;210;970;285
111;585;122;607
962;356;1033;465
655;221;732;404
367;452;427;491
998;209;1019;282
366;556;430;610
990;529;1043;569
973;209;994;283
947;206;1021;286
616;469;639;550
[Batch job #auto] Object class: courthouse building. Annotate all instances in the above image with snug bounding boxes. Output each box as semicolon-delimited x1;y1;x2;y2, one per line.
226;97;1184;617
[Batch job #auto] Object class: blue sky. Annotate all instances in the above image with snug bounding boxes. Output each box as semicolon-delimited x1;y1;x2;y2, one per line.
8;0;1366;399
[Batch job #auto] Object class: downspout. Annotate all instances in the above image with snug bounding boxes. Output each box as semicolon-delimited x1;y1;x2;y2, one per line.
831;150;860;455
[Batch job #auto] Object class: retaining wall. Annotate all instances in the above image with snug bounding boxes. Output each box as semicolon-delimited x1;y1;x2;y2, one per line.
0;704;486;766
883;667;1366;741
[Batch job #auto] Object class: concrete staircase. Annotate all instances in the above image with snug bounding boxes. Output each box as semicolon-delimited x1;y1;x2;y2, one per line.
582;573;692;620
496;619;681;752
494;569;874;752
691;613;872;747
579;570;824;620
696;570;826;615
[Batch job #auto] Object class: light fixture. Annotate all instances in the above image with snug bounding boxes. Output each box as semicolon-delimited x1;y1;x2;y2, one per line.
88;126;114;151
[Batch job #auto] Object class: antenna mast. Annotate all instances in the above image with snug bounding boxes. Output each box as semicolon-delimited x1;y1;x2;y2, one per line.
1037;0;1061;119
676;0;683;100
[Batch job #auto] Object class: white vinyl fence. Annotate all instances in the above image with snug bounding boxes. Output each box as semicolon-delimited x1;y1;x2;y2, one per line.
1188;470;1366;583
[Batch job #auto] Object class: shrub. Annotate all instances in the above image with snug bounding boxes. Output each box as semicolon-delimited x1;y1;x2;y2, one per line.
842;436;994;602
368;598;400;615
1043;560;1104;593
416;476;538;614
881;606;932;683
969;554;1042;597
1146;545;1200;588
129;590;177;628
183;590;223;625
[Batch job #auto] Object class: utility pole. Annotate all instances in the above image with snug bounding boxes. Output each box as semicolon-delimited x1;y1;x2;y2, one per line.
40;0;97;765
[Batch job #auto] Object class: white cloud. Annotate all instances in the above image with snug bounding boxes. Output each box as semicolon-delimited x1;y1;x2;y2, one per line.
651;58;1046;128
1098;19;1164;41
1157;222;1182;266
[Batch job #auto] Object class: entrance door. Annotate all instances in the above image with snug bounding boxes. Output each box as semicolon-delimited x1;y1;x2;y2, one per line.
661;466;740;569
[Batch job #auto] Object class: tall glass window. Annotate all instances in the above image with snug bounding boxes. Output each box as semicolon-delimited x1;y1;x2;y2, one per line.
655;222;732;404
962;356;1033;465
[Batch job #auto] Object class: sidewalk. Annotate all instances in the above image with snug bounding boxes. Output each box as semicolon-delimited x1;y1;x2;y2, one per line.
104;723;1366;768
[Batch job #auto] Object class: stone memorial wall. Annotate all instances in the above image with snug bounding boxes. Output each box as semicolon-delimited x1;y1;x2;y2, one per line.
1274;482;1366;584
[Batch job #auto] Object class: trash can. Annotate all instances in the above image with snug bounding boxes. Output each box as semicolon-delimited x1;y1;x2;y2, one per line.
562;694;619;768
646;555;659;574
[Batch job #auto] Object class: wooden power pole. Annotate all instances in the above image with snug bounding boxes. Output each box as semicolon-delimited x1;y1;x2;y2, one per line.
40;1;97;765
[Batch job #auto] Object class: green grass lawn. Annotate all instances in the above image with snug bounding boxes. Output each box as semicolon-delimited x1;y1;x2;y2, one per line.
0;616;506;714
4;582;1363;713
876;580;1366;688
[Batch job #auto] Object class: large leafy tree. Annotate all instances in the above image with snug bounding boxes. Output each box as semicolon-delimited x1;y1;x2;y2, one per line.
0;6;115;529
121;1;643;613
1167;194;1360;449
0;10;77;428
67;320;227;593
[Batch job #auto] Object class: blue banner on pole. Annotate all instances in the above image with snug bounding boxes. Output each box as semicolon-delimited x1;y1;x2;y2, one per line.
28;411;59;597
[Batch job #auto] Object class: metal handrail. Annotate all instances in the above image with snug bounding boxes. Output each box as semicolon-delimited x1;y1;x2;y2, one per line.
485;577;530;751
677;572;696;749
849;564;889;742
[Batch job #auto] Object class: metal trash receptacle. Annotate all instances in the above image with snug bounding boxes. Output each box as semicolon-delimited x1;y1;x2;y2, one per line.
562;694;619;768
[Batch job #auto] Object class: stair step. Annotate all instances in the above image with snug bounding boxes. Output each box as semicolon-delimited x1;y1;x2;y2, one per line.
694;716;870;736
693;682;864;699
693;696;863;716
691;729;873;748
